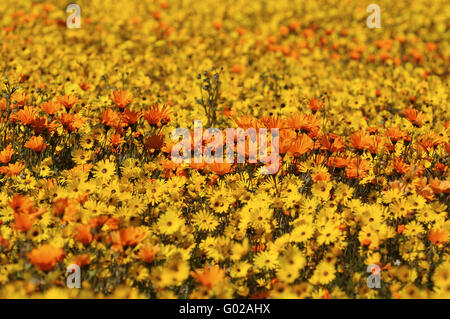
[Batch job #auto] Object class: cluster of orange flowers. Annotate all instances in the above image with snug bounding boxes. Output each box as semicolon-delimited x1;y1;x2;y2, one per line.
0;0;448;299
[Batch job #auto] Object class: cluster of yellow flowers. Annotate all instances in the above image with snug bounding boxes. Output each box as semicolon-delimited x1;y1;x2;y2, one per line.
0;0;448;299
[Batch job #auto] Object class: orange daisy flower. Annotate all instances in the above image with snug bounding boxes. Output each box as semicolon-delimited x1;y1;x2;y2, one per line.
121;108;141;125
11;106;39;125
386;127;408;143
101;109;121;128
429;228;448;246
137;244;160;263
259;116;286;129
40;101;61;115
208;162;233;176
402;107;425;127
25;136;47;152
309;97;323;112
57;94;79;110
346;157;370;179
286;113;320;134
110;134;125;148
52;198;69;216
27;244;65;272
58;113;86;132
0;162;25;176
72;254;91;268
31;117;50;134
288;133;314;156
14;212;38;232
143;104;171;127
110;227;146;252
319;133;345;152
191;265;226;289
349;130;371;151
11;92;28;108
110;90;134;108
234;116;260;130
75;225;94;245
0;144;14;164
9;194;34;214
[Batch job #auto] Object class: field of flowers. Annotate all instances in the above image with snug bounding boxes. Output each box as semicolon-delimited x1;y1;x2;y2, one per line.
0;0;448;299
